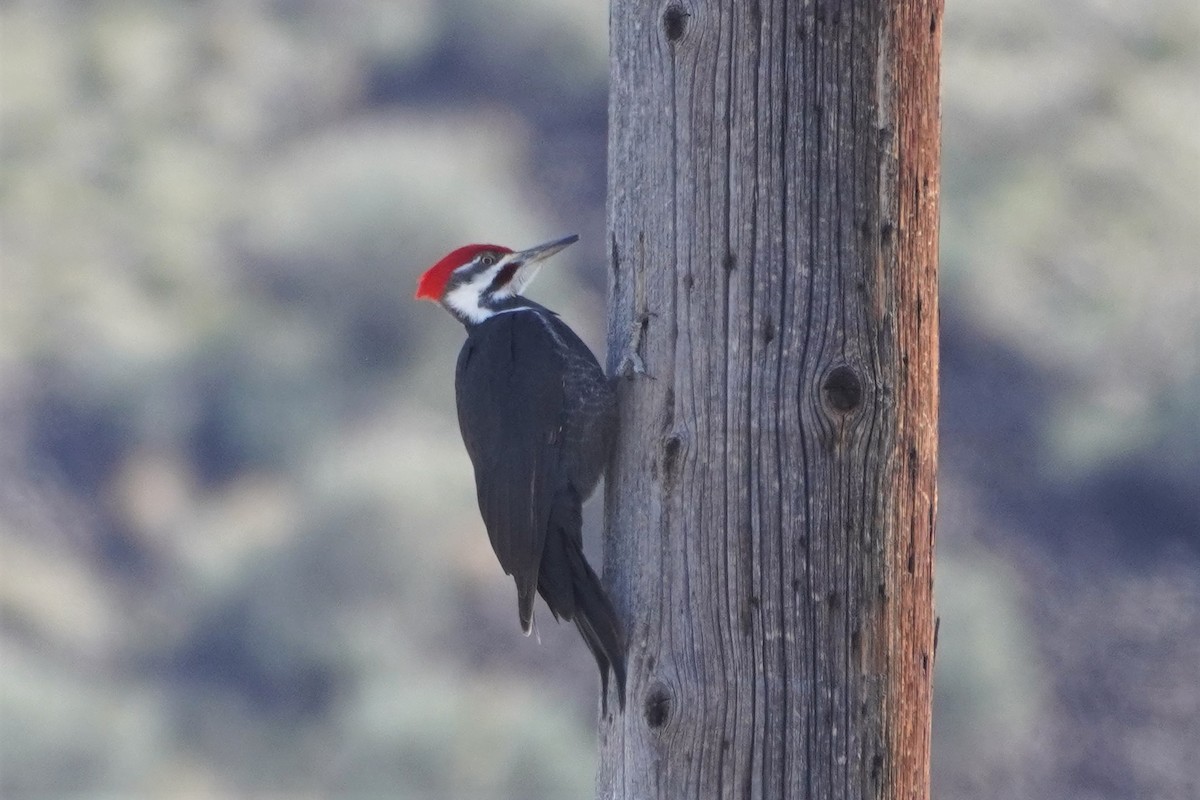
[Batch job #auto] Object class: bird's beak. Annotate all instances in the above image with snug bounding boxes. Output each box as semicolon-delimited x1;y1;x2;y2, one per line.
504;234;579;295
513;234;579;265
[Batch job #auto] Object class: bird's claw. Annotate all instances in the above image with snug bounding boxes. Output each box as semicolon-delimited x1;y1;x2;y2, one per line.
617;316;652;379
617;351;647;378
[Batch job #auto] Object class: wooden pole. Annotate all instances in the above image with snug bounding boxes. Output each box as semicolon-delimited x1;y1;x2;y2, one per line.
601;0;940;797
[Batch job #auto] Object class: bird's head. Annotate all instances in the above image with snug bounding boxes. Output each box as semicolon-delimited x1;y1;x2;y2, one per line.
415;234;579;325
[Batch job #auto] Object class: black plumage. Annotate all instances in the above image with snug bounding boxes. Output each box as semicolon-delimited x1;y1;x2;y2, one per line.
454;303;626;711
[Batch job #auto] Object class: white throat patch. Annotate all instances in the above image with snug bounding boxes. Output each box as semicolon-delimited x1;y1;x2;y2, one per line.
443;276;495;324
442;258;544;324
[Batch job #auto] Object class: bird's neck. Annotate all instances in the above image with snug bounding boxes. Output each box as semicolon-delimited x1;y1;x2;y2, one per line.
450;292;542;328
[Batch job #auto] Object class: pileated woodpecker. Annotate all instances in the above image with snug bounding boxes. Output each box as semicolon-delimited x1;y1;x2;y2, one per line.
416;234;626;712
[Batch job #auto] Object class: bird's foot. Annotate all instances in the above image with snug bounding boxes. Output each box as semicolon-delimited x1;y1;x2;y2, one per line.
616;314;653;379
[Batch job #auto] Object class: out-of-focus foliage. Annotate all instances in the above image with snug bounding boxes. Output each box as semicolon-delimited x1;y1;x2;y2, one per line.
942;0;1200;478
934;0;1200;797
2;0;604;797
1;0;1198;797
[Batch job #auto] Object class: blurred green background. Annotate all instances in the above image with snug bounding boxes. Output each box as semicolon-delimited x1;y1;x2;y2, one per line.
1;1;1197;798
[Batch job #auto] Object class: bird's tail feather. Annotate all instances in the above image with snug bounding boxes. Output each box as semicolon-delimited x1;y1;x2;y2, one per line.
536;490;627;713
570;555;627;714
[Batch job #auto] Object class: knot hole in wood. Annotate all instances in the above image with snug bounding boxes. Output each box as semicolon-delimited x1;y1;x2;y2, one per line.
822;364;864;414
662;3;689;42
644;681;673;730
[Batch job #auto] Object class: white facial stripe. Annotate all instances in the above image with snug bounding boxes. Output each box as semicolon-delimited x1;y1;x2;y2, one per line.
443;264;499;324
440;253;547;323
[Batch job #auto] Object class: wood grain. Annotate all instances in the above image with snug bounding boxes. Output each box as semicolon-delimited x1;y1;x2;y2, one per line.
601;1;940;798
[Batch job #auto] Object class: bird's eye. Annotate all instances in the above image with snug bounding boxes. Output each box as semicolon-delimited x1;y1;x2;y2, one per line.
480;254;497;266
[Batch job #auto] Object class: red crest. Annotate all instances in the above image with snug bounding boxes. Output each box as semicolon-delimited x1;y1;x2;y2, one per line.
415;244;512;300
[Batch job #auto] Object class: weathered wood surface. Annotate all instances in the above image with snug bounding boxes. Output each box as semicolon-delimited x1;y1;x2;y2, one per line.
600;0;941;798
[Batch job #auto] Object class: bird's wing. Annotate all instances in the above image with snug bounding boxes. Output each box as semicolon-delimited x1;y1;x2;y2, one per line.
455;312;566;632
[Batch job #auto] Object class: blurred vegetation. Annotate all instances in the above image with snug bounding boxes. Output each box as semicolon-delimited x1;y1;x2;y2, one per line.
2;1;604;797
1;0;1197;798
935;1;1200;795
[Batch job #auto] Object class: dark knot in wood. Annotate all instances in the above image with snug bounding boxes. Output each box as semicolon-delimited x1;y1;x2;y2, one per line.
662;4;688;42
822;365;863;413
659;433;682;489
644;682;673;729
